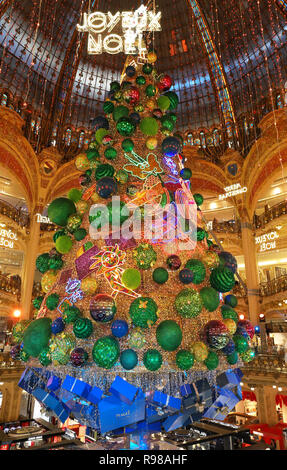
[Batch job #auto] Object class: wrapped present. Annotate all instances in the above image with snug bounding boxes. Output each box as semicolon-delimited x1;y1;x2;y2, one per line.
86;385;104;405
145;404;177;423
203;388;239;421
32;387;69;423
216;368;243;389
182;379;214;419
163;411;192;432
151;391;182;411
98;390;145;434
62;375;92;399
18;368;49;394
180;383;192;397
109;376;139;405
46;374;62;391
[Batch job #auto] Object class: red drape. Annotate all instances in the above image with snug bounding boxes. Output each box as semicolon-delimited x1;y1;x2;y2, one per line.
242;390;257;401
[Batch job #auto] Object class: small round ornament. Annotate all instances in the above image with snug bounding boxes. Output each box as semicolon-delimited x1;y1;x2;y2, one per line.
240;349;256;363
142;63;153;75
175;288;203;318
50;332;76;365
158;74;173;92
74;228;87;241
221;305;239;323
179;268;194;284
222;318;237;335
156;320;182;351
125;65;136;77
180;168;192;180
55;235;73;254
115;169;129;184
233;335;249;353
104;147;117;161
33;296;44;310
133;243;157;270
62;305;82;324
191;342;208;362
95;163;115;180
67;214;82;233
70;347;89;367
193;193;204;206
147;51;157;63
143;349;162;371
222;339;236;355
161;136;181;157
176;350;194;370
96;177;117;199
123;86;140;104
204;351;219;370
121;138;134;152
36;253;50;274
90;294;117;323
130;112;141;124
185;259;206;284
136;75;146;85
122;268;141;290
46;293;59;311
81;277;97;295
95;128;108;144
73;317;93;338
92;336;120;369
51;317;65;335
210;266;235;293
224;294;238;308
145;84;157;97
199;287;220;312
129;297;158;329
110;81;121;92
146;136;158;150
157;95;170;112
227;351;239;365
41;270;58;293
120;349;138;370
75;154;90;171
236;320;255;340
153;267;169;284
116;117;136;136
48;198;76;227
140;117;159;136
111;319;129;338
166;254;181;270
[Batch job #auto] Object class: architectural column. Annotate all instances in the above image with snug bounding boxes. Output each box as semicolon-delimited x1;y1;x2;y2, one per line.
21;208;42;319
255;385;278;426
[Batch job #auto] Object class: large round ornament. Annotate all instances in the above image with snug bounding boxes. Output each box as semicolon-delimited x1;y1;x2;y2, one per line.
219;251;238;274
111;319;129;338
176;350;194;370
50;332;76;365
120;349;138;370
143;349;162;371
156;320;182;351
122;268;141;290
104;147;117;161
123;86;140;104
96;177;117;199
153;267;169;284
204;351;219;370
191;342;208;362
140;117;159;136
157;95;170;112
179;268;193;284
162;136;181;157
185;259;206;284
121;138;134;152
81;277;98;295
95;163;115;180
203;320;230;350
129;297;158;328
103;101;114;114
70;347;89;367
90;294;116;323
115;169;129;184
51;317;65;335
68;188;82;203
128;328;146;349
237;320;255;340
23;318;52;357
240;349;256;363
222;339;236;355
201;251;220;270
92;336;120;369
175;288;203;318
113;105;129;121
193;193;204;206
73;318;93;338
158;74;173;92
55;235;73;254
210;266;235;293
163;91;179;110
41;270;57;293
116;117;136;136
199;287;220;312
92;115;109;131
166;254;181;270
36;253;50;274
46;293;59;311
233;335;249;353
224;294;238;308
48;198;76;227
133;243;157;270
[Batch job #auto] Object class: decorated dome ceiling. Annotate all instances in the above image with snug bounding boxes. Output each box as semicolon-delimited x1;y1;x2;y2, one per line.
0;0;286;134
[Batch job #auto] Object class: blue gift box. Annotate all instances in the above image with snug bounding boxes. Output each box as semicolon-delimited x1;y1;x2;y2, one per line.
86;385;103;405
216;368;243;389
32;387;69;423
180;384;192;397
98;390;145;434
145;404;177;423
152;391;182;410
62;375;92;399
163;411;191;432
109;376;139;405
18;368;47;394
182;379;214;420
46;374;62;391
203;388;239;421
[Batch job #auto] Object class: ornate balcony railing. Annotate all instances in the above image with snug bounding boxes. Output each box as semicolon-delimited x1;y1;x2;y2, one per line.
0;200;29;228
242;351;287;375
259;275;287;297
0;352;23;369
0;274;21;298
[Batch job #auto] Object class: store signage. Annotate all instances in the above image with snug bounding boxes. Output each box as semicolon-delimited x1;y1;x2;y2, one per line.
218;183;247;200
35;213;52;224
255;231;279;252
0;223;17;249
77;5;161;55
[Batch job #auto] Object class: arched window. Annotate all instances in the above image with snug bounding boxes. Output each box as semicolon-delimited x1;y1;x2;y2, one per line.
78;131;85;148
213;128;220;146
65;128;72;146
199;131;206;148
186;132;193;146
1;93;8;107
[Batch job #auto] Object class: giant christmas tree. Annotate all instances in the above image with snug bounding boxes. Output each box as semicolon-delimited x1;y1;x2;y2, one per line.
12;52;256;434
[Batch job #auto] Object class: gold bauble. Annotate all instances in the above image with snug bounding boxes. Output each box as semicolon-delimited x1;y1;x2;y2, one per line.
201;251;220;269
147;51;157;63
91;192;101;203
146;137;158;150
222;318;237;335
190;341;208;362
75;153;90;171
76;200;89;215
41;270;58;294
81;277;98;295
146;99;156;110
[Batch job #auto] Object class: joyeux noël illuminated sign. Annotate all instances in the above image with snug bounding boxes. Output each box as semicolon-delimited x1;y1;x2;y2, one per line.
218;184;247;201
0;223;17;249
76;5;161;55
255;231;279;252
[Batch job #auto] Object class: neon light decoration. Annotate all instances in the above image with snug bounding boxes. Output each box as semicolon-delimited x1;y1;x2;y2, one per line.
123;151;164;180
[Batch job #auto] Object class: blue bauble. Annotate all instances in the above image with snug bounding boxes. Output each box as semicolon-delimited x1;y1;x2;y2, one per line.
129;112;140;124
222;339;236;355
162;136;181;157
90;294;116;323
120;349;138;370
111;319;129;338
91;115;109;131
126;65;136;77
236;325;250;340
179;268;194;284
219;251;237;274
51;317;65;334
96;177;118;199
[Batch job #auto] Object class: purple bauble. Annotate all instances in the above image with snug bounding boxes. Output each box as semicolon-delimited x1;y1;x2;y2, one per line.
10;344;21;360
166;255;181;271
51;317;65;334
70;347;88;367
222;339;236;355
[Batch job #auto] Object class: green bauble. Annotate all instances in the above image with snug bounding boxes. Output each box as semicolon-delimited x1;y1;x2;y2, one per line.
227;351;238;365
201;251;220;270
107;200;129;225
143;349;162;371
73;317;93;338
221;305;239;323
185;259;206;284
55;235;73;254
113;105;129;121
92;336;120;369
38;347;52;366
36;253;50;274
145;84;156;97
204;351;219;370
200;287;220;312
129;297;158;328
19;349;30;362
95;163;115;180
50;333;76;365
48;197;76;227
164;91;179;110
152;267;169;284
210;266;235;293
120;349;138;370
136;75;146;85
122;268;141;290
121;138;134;152
157;95;170;112
95;128;108;144
46;293;59;311
240;349;256;363
23;318;52;357
48;256;63;270
115;169;129;184
67;214;82;233
110;81;121;91
197;227;207;242
68;188;82;203
87;148;100;160
140;117;159;136
104;147;117;160
62;305;82;324
180;168;192;180
224;294;238;308
156;320;182;351
33;296;44;310
161;115;174;131
129;328;146;349
12;320;31;343
175;288;203;318
74;228;87;241
133;243;157;269
233;335;249;353
103;101;114;114
116;117;136;136
53;230;66;243
176;350;194;370
193;193;204;206
142;63;153;75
